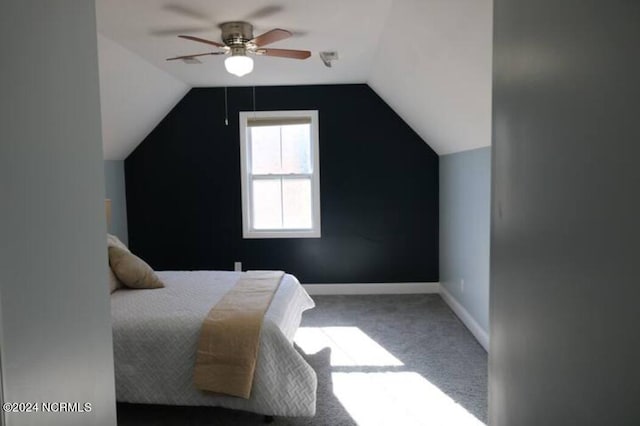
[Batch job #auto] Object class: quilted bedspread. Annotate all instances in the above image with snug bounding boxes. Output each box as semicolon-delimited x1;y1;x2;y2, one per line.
111;270;317;416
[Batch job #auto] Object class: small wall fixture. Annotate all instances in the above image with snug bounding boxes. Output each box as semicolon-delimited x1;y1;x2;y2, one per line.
319;51;339;68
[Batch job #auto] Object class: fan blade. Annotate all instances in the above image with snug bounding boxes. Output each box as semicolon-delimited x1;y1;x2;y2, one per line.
163;4;209;21
245;5;284;20
250;29;292;47
178;35;225;48
166;52;225;61
258;48;311;60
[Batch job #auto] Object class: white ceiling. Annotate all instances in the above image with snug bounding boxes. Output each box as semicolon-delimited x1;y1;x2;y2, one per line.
96;0;393;87
96;0;492;158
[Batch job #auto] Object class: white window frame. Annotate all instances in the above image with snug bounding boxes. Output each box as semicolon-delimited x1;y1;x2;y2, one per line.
239;110;321;239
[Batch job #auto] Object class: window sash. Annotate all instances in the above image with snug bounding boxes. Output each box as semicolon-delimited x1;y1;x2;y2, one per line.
247;123;313;175
248;175;315;232
250;173;313;179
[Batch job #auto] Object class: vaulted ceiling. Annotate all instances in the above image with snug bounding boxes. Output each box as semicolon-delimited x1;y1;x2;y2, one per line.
96;0;492;159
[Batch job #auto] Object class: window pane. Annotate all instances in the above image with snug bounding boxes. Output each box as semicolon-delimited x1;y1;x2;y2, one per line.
281;124;311;173
250;126;281;174
252;179;282;229
282;178;312;229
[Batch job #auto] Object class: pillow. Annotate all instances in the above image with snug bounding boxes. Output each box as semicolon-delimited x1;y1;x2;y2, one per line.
107;233;128;293
107;233;129;252
108;246;164;289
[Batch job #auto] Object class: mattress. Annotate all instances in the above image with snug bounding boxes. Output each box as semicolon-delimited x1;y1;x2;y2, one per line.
111;270;317;416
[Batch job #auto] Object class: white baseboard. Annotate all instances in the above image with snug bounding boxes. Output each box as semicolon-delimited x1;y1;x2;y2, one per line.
439;285;489;351
302;282;440;295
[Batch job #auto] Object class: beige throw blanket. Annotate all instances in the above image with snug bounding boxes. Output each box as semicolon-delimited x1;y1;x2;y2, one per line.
193;270;284;398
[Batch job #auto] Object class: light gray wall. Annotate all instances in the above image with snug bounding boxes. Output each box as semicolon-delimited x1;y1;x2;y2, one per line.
104;160;128;245
491;1;640;425
0;1;117;425
440;147;491;334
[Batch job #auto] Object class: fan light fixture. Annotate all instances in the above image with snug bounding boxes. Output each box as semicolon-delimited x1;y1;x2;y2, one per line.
168;22;312;77
225;54;254;77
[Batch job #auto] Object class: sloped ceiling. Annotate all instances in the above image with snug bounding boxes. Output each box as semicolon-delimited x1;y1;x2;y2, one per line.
98;34;188;160
369;0;493;155
96;0;492;158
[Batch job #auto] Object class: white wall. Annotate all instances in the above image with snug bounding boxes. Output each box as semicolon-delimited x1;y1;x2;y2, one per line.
0;1;116;425
98;33;189;160
368;0;493;155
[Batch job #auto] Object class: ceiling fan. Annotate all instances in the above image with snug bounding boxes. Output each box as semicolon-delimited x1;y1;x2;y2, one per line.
166;22;311;77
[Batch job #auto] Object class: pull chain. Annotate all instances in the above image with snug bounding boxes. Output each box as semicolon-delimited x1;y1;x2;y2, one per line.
224;87;229;126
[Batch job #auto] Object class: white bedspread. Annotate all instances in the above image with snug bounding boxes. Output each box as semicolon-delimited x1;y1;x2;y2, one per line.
111;270;317;416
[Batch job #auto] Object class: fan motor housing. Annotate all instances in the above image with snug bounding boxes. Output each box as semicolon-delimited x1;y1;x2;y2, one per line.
220;21;254;46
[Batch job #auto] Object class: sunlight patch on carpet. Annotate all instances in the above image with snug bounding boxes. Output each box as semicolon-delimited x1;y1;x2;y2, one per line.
332;372;485;426
295;327;403;367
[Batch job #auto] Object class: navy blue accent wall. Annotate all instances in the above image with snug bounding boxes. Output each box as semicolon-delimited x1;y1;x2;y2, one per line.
125;84;438;283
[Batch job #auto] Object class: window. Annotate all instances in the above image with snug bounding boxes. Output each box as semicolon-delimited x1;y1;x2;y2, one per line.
239;110;321;238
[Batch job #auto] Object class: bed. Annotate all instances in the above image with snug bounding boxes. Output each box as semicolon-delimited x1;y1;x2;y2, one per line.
110;270;317;417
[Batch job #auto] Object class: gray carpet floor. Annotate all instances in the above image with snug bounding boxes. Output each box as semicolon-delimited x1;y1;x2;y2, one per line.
117;294;487;425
